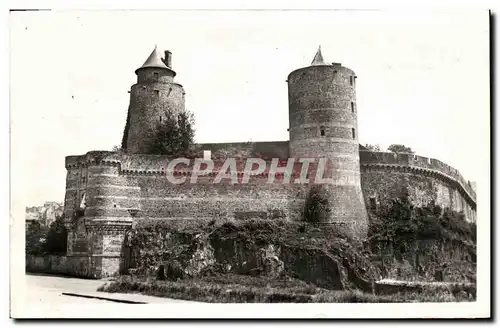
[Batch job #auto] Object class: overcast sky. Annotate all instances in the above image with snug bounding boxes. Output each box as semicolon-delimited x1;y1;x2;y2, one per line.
10;9;489;206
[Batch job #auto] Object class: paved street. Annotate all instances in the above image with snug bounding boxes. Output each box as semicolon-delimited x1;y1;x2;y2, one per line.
22;273;194;306
11;273;197;318
24;273;114;305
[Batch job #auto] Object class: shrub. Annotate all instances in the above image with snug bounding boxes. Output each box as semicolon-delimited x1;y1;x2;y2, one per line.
98;275;474;303
111;145;126;153
369;194;475;245
368;194;476;279
364;144;382;152
303;186;331;223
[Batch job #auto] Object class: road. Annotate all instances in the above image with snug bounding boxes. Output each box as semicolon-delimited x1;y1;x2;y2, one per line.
24;273;115;305
20;273;194;305
12;273;198;318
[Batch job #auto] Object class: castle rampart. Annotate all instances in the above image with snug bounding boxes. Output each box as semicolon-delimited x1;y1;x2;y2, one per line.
359;151;476;222
359;151;476;207
59;47;478;278
63;148;477;226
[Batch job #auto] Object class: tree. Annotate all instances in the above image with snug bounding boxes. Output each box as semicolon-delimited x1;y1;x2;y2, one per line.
25;220;47;256
146;110;196;156
121;107;131;150
177;110;195;155
387;144;414;154
43;215;68;255
364;144;382;152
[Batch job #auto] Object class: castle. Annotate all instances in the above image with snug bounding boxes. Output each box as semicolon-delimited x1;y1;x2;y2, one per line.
62;46;477;278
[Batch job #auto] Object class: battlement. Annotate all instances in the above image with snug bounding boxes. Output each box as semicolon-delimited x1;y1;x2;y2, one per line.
359;151;476;206
65;150;345;182
66;151;477;202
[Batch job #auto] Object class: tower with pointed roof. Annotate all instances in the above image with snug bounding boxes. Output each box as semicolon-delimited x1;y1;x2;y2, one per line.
287;46;368;238
122;46;186;154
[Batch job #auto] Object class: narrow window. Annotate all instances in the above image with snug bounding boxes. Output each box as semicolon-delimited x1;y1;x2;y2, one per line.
350;76;353;86
369;197;377;211
352;128;356;139
154;72;159;80
351;102;355;113
159;116;162;123
154;90;159;96
320;128;325;136
203;150;211;160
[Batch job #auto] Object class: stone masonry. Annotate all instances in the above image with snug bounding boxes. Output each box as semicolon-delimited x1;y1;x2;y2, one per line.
62;46;477;278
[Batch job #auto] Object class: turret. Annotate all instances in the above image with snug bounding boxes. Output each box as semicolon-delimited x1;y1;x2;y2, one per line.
122;46;186;154
287;46;368;239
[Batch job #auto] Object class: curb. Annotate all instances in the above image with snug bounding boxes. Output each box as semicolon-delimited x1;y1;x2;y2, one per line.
62;292;147;304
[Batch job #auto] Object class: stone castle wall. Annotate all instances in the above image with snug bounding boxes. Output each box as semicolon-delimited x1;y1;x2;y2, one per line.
64;149;477;227
61;148;477;278
359;151;476;222
64;151;308;225
26;255;121;279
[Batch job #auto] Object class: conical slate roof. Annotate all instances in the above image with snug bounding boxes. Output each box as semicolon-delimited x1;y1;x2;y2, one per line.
136;46;169;72
310;46;326;66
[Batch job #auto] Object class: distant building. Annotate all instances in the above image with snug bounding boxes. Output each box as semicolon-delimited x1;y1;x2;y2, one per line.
25;202;64;228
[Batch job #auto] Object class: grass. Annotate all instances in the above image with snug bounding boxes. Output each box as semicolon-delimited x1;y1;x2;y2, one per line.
97;274;475;303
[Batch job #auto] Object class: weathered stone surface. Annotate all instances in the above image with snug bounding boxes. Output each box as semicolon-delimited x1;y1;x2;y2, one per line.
123;220;378;291
281;246;344;290
25;255;118;279
125;50;185;154
371;239;476;283
288;64;368;239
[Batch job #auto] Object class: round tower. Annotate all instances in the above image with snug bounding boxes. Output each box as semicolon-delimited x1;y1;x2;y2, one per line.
287;46;368;239
123;46;186;154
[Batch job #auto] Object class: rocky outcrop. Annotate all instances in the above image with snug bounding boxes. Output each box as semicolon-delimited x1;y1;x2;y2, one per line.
125;219;379;292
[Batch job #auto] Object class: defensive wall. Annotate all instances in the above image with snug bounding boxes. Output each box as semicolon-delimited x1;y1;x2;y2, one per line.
64;147;476;226
359;150;476;223
61;148;477;277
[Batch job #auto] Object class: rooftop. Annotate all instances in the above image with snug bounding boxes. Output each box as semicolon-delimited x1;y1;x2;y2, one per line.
135;46;174;75
310;46;326;66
